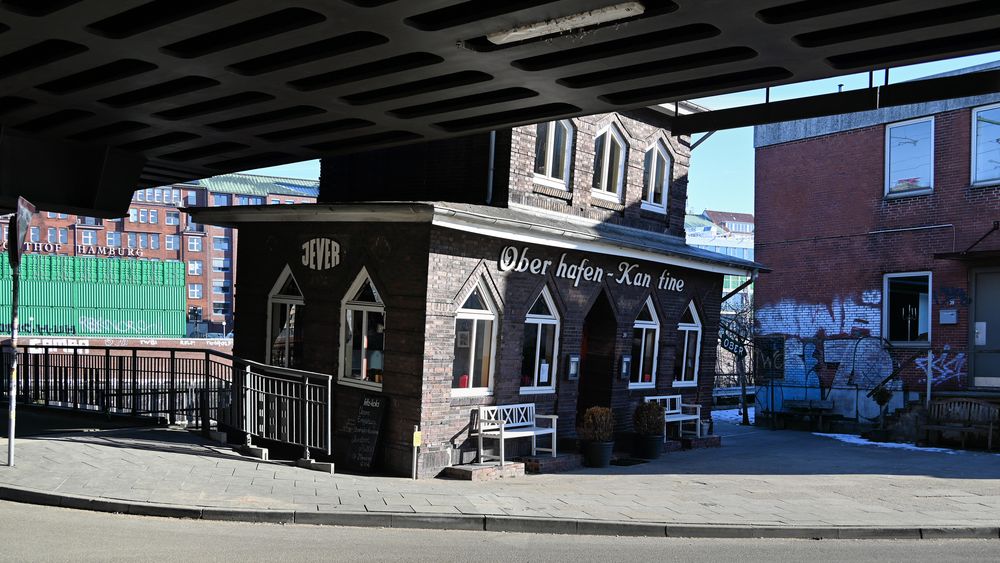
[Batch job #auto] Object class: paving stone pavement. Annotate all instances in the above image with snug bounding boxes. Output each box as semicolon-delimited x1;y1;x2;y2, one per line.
1;418;999;529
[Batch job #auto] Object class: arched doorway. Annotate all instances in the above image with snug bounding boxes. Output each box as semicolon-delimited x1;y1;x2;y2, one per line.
577;291;617;424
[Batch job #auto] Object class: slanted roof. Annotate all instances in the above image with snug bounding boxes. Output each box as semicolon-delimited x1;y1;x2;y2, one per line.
684;213;718;233
192;173;319;198
703;210;755;227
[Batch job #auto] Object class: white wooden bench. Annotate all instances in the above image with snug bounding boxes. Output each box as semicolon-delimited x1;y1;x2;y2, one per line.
645;395;702;441
475;403;557;466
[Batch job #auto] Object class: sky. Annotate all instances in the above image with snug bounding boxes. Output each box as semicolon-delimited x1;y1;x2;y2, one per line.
243;51;1000;216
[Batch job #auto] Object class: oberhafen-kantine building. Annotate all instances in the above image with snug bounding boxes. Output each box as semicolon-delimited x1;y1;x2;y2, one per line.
192;108;762;477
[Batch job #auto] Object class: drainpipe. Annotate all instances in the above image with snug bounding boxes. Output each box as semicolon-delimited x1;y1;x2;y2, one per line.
486;130;496;205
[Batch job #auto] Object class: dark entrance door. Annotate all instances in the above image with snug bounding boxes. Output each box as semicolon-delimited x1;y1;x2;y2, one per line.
972;268;1000;388
578;292;616;423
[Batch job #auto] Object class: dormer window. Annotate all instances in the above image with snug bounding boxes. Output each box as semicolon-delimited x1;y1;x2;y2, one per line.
533;120;574;190
340;268;386;389
593;124;627;202
268;266;305;369
641;140;671;213
629;297;659;389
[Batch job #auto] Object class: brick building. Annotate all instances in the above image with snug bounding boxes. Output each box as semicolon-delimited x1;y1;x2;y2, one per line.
0;173;317;337
754;62;1000;424
193;109;761;477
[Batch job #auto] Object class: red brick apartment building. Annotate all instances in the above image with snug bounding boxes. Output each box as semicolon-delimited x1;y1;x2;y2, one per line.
0;173;317;336
754;62;1000;424
193;109;763;476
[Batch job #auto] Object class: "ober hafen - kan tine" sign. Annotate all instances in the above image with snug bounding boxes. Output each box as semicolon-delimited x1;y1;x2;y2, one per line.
498;246;684;291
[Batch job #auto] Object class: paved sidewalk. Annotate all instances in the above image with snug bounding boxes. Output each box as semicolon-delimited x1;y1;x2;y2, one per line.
1;417;999;538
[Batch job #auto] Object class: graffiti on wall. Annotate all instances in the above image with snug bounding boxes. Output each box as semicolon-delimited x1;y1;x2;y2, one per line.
757;290;882;339
914;345;967;386
78;316;163;335
935;286;971;307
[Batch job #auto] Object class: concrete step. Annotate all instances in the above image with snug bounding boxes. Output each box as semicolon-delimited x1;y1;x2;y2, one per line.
516;453;583;474
441;462;525;481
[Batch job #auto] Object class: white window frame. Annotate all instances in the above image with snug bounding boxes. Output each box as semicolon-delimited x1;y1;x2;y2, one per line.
213;236;230;251
532;119;574;190
166;235;179;251
882;271;932;348
188;237;202;252
641;140;671;213
79;229;96;245
971;102;1000;187
188;283;203;299
188;260;202;276
674;301;702;388
592;123;628;202
338;267;386;391
520;287;559;395
629;297;660;390
451;280;499;398
884;116;934;197
166;211;180;226
107;231;121;247
266;265;305;367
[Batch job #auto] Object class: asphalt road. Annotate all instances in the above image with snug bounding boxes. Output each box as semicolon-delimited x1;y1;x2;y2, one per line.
0;501;995;563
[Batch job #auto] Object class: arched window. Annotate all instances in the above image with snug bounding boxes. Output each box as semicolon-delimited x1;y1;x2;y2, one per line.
674;301;702;387
533;120;574;190
630;297;659;388
641;140;671;213
593;123;627;201
520;287;559;393
267;265;304;369
340;268;386;388
452;281;498;395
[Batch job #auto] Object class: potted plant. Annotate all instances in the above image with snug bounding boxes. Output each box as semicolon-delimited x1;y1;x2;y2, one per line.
633;401;664;459
578;406;615;467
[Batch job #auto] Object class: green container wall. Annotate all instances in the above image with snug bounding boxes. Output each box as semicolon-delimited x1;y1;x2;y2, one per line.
0;254;186;337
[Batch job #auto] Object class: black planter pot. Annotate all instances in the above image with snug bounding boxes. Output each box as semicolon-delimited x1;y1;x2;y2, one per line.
633;434;663;460
582;440;614;467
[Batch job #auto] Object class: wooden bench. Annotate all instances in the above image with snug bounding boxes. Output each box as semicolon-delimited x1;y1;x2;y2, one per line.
475;403;557;466
782;399;835;431
645;395;702;441
922;398;999;450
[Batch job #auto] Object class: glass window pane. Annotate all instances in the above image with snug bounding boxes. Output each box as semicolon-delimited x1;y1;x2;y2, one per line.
606;137;621;194
642;329;656;383
887;275;929;342
974;106;1000;184
347;309;364;379
654;152;667;205
271;303;289;367
462;288;487;310
630;328;643;384
684;330;698;381
528;293;551;316
551;122;567;180
452;318;474;388
521;323;539;387
473;319;492;388
643;149;653;201
593;133;605;189
534;122;549;175
887;120;932;193
538;323;556;386
365;311;385;382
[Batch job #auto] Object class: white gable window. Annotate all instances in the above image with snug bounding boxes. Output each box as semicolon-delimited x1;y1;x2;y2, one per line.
641;140;671;213
629;297;660;389
674;301;702;387
520;287;559;393
452;282;498;396
267;265;305;369
533;120;574;190
972;103;1000;186
593;124;627;201
885;117;933;196
340;268;386;389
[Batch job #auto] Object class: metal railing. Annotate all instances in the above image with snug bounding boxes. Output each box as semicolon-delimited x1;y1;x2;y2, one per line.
0;344;333;457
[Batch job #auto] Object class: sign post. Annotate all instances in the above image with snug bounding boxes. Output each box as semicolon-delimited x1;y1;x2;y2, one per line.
7;196;36;467
719;322;751;425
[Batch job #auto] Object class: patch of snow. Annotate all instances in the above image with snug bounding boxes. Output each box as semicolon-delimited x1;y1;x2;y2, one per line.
814;433;966;455
712;407;755;424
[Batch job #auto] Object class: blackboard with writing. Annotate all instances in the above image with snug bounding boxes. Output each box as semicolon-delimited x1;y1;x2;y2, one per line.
348;394;387;472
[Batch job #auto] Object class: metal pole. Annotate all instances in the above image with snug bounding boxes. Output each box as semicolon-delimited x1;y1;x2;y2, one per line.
7;265;20;466
925;349;933;408
738;353;749;425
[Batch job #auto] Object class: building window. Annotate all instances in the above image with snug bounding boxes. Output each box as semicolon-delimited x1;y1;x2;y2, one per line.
674;301;702;387
340;268;386;388
149;233;160;250
452;282;497;395
186;191;197;206
46;228;56;243
592;123;627;201
166;235;180;251
212;302;229;316
271;199;280;204
138;233;148;249
213;193;230;206
79;229;96;245
212;279;231;294
973;103;1000;186
630;297;660;388
212;258;231;272
29;227;39;243
153;188;163;203
641;141;671;213
128;209;138;223
135;190;144;202
188;283;203;299
285;200;294;205
520;287;559;393
533;120;574;190
149;209;158;224
213;236;230;251
166;211;180;225
188;260;203;276
883;272;931;346
268;265;304;369
188;237;202;252
885;117;933;195
107;231;121;247
127;233;137;248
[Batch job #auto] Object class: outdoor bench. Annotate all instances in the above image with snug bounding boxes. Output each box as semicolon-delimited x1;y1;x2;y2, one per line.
922;398;998;450
644;395;702;440
781;399;835;431
475;403;557;465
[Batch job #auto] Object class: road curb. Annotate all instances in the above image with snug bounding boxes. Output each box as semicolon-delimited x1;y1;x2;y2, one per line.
1;484;998;540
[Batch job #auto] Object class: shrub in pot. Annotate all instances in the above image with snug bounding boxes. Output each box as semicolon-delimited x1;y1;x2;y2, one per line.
578;406;615;467
633;401;665;459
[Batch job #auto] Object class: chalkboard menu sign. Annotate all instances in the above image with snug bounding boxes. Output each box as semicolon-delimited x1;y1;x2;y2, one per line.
349;394;387;472
754;336;785;380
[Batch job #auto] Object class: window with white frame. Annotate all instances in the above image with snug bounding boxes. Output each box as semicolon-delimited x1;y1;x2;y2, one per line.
641;140;671;212
268;266;304;368
166;235;180;250
29;227;39;242
106;231;121;247
630;297;660;388
46;228;56;243
452;282;497;394
533;120;574;190
188;283;203;299
212;258;231;272
149;209;158;224
592;124;627;201
188;260;202;276
128;209;138;223
212;279;231;294
340;269;386;388
520;287;559;392
885;117;933;195
883;272;931;346
79;229;96;245
674;301;702;387
973;103;1000;186
150;233;160;250
166;211;180;225
188;237;202;252
213;236;230;251
139;209;148;223
127;232;136;248
212;302;229;315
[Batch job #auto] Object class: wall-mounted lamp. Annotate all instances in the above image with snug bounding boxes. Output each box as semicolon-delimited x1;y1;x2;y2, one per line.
567;354;580;380
620;354;632;380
